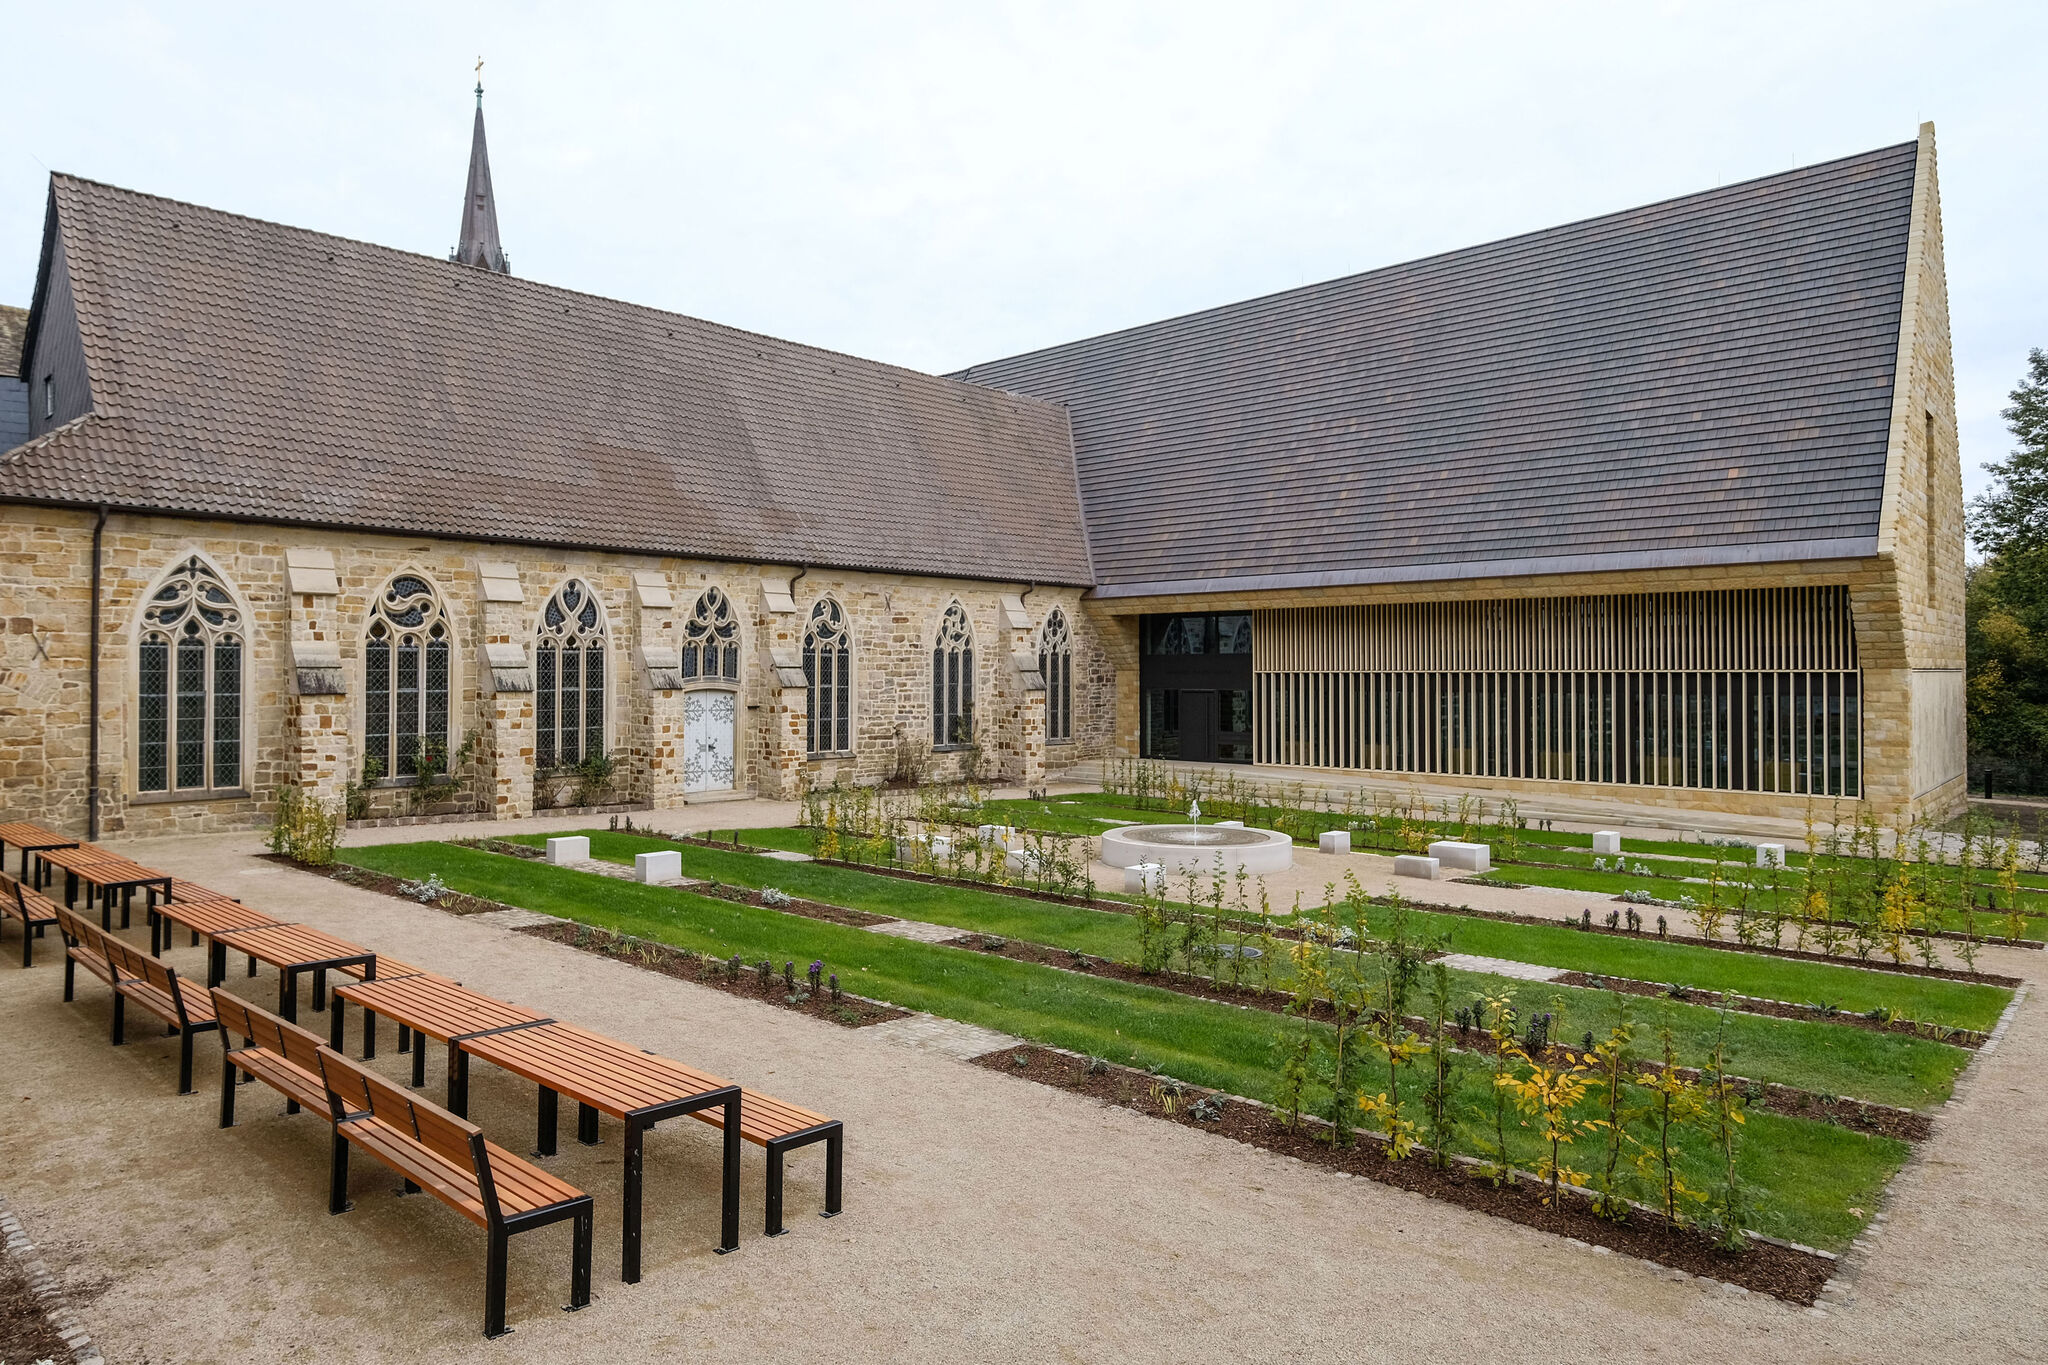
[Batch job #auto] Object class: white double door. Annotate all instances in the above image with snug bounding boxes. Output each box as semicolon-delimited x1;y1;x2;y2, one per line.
682;689;738;794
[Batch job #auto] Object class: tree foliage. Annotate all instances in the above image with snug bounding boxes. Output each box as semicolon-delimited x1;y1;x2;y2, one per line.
1967;350;2048;784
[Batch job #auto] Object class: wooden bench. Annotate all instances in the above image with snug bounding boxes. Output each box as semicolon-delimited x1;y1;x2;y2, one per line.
1;871;59;968
55;907;218;1092
315;1046;593;1339
55;905;118;1004
212;987;333;1128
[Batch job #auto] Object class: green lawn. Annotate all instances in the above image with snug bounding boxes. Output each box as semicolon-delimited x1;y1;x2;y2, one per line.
338;840;1908;1251
672;830;2009;1032
493;831;1975;1109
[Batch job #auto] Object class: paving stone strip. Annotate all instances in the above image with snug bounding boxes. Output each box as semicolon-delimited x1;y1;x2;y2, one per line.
465;906;565;930
863;918;968;944
1437;951;1569;982
0;1193;103;1364
864;1013;1021;1060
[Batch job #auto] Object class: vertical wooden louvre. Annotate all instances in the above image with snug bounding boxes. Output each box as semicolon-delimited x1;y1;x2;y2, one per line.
1251;586;1862;797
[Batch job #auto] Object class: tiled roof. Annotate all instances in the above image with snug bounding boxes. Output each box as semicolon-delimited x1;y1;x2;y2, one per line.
954;142;1919;596
0;304;26;374
0;176;1093;585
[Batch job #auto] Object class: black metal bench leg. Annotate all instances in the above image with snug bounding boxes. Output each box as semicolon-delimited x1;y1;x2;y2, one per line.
121;886;132;929
398;1023;412;1055
622;1117;645;1283
412;1034;427;1089
328;1127;353;1214
248;953;256;978
824;1123;844;1218
312;967;328;1013
219;1051;237;1128
719;1094;741;1254
111;992;125;1045
567;1202;593;1312
577;1102;599;1146
766;1142;786;1236
536;1085;558;1158
62;953;75;1002
329;999;348;1051
363;1008;377;1061
484;1227;510;1339
149;911;160;957
447;1045;470;1117
178;1029;196;1095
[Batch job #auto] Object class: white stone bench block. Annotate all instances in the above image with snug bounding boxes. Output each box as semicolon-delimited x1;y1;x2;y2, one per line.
1427;841;1491;873
546;836;590;865
1318;830;1352;855
930;835;954;859
1005;849;1042;875
1592;831;1621;856
976;824;1014;849
1124;862;1164;894
634;850;682;883
1756;842;1787;868
1393;855;1440;880
1216;820;1244;828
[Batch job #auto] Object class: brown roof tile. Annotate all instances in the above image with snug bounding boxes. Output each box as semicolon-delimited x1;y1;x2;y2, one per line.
0;177;1093;585
956;142;1919;596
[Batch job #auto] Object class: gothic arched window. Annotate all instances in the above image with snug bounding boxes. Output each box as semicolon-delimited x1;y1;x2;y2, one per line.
364;574;452;779
137;556;244;793
536;579;607;769
1039;608;1074;743
932;602;974;747
682;588;740;682
804;598;852;754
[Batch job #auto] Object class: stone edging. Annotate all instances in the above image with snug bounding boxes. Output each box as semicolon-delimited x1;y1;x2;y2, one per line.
0;1192;104;1363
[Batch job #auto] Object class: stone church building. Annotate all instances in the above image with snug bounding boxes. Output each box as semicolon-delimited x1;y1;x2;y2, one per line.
0;98;1964;838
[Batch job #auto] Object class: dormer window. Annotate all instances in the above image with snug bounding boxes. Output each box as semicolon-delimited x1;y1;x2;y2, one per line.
42;375;53;419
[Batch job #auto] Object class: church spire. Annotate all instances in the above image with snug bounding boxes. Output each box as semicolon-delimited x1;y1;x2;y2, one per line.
451;61;510;274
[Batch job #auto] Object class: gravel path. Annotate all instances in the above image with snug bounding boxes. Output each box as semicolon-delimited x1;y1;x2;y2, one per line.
0;814;2040;1361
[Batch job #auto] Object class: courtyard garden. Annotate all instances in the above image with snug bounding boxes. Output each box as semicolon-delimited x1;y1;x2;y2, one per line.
329;790;2029;1300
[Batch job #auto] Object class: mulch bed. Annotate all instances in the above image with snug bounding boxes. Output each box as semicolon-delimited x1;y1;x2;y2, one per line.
971;1043;1836;1304
692;882;894;928
1554;970;1986;1048
945;933;1932;1142
281;856;531;917
0;1250;75;1364
516;920;907;1028
1438;899;2026;983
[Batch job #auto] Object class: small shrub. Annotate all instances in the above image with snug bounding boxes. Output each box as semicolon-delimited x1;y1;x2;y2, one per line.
761;887;792;908
397;873;450;905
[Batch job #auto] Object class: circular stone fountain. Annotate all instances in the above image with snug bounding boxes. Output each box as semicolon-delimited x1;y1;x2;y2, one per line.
1098;823;1294;875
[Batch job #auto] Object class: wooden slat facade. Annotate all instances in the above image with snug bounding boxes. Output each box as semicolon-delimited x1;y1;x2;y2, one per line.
1251;587;1863;797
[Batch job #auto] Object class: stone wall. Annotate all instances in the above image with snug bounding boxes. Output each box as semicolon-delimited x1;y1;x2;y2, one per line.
0;509;1112;837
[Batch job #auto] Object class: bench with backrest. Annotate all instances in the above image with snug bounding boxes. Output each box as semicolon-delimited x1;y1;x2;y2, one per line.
54;906;218;1093
1;871;59;968
55;905;117;1006
211;987;333;1128
101;933;219;1094
315;1046;593;1339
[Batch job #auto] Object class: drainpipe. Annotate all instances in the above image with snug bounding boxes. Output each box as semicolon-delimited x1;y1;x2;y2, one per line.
87;504;107;840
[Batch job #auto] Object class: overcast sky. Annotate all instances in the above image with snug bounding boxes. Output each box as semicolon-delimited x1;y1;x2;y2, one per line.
5;1;2041;507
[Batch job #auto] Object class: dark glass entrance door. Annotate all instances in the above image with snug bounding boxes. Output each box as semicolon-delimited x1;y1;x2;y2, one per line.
1180;690;1218;762
1138;613;1254;764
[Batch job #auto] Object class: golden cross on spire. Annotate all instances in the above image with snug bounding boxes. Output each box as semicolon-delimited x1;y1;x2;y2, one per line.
476;55;484;80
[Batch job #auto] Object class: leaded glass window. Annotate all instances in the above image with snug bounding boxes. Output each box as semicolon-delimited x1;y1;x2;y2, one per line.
364;575;453;779
932;602;974;747
682;588;740;682
535;578;607;769
1039;608;1074;743
136;556;244;793
803;598;852;754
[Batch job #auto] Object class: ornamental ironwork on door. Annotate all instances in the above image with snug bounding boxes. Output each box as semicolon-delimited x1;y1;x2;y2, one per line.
683;690;737;793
